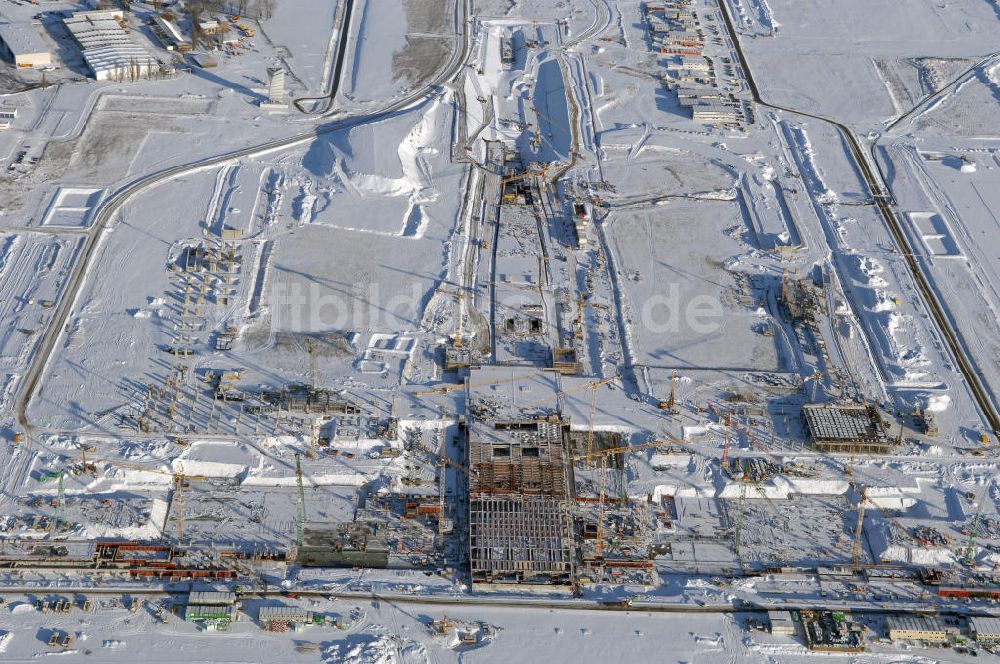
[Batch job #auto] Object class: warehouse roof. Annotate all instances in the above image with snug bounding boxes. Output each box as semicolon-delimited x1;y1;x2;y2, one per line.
971;616;1000;636
188;591;236;605
80;44;157;75
0;22;49;56
886;614;946;634
259;606;312;622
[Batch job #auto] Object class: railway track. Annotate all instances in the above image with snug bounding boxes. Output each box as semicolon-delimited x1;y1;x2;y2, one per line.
0;582;987;619
715;0;1000;434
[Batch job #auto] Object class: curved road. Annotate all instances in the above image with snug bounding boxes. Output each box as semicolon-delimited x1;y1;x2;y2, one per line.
14;0;472;439
292;0;356;114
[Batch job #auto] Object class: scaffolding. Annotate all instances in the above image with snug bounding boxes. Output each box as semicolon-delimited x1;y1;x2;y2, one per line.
467;420;575;586
802;403;893;454
469;494;574;585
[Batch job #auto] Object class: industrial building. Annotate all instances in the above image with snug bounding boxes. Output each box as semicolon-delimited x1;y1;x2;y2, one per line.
0;22;52;69
672;55;710;71
675;86;722;101
295;522;389;568
259;605;314;632
198;19;221;36
689;101;740;124
151;15;191;52
885;614;948;643
803;403;893;454
801;611;864;652
184;591;238;631
970;616;1000;644
64;11;159;81
0;107;16;130
768;610;795;635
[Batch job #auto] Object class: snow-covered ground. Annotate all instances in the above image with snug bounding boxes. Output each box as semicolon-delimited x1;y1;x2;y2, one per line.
0;0;999;659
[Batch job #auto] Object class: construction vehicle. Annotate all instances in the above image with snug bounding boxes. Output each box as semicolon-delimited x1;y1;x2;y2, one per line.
499;164;550;203
657;373;678;411
74;443;97;475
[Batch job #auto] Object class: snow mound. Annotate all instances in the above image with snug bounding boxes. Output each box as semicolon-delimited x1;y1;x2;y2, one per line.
924;394;951;413
323;634;425;664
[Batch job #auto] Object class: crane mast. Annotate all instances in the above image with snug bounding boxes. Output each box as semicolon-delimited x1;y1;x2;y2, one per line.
295;453;307;548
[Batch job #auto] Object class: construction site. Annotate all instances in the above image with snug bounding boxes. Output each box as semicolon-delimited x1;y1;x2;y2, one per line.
1;0;1000;660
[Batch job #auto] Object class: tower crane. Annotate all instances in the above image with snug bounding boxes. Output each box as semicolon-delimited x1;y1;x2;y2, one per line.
595;456;608;558
586;382;598;463
295;453;307;549
721;412;733;465
499;163;551;187
412;372;535;396
579;375;621;463
964;479;992;567
414;437;476;478
575;437;677;462
851;486;868;566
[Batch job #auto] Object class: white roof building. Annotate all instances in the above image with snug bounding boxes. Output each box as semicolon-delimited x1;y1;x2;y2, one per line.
690;101;740;124
885;614;948;642
259;606;312;624
971;617;1000;644
188;591;236;606
0;22;52;69
153;15;190;51
64;12;158;81
671;55;710;71
768;610;795;635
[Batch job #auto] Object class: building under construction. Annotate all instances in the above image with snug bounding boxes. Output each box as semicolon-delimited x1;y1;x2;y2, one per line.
296;522;389;568
802;403;893;454
467;419;575;587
